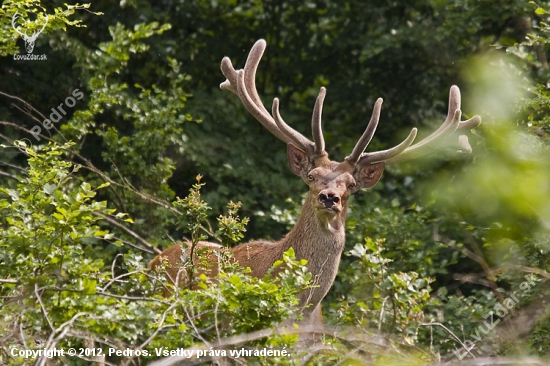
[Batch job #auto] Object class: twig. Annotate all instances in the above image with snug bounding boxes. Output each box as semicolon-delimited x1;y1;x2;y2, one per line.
453;273;494;288
420;322;476;359
102;270;142;292
35;312;88;366
41;286;171;305
430;357;547;366
112;235;156;254
0;170;20;180
0;91;48;121
135;302;178;353
506;265;550;280
214;253;222;343
181;305;230;366
183;305;212;348
432;225;484;265
111;253;123;283
0;279;20;284
0;121;57;145
0;161;26;171
92;211;159;254
378;296;389;332
35;284;54;332
0;124;182;220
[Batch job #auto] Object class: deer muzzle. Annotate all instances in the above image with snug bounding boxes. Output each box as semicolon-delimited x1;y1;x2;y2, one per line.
318;192;340;211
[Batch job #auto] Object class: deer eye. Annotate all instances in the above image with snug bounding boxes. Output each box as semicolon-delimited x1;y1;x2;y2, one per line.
348;183;356;190
307;174;314;181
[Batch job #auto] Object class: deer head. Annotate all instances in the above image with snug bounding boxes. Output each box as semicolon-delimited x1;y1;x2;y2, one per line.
12;12;48;54
220;40;482;226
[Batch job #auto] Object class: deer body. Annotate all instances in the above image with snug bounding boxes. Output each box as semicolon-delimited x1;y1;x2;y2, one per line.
149;155;363;323
233;174;348;321
149;39;482;329
228;204;345;324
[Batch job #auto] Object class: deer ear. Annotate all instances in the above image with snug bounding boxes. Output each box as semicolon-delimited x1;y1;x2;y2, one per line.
355;162;385;189
287;143;311;177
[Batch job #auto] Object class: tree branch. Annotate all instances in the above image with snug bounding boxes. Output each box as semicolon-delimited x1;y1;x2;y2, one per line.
92;211;159;254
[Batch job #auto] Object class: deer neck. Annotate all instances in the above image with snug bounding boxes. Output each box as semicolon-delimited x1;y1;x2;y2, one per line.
280;191;347;261
278;192;347;312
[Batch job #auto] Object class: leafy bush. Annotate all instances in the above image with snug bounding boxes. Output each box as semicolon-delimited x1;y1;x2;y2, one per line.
0;142;312;365
329;237;432;345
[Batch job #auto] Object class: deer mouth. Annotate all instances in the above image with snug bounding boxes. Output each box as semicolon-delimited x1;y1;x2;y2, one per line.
317;204;341;214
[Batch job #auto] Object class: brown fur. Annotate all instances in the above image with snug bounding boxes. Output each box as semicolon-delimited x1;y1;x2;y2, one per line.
148;241;224;296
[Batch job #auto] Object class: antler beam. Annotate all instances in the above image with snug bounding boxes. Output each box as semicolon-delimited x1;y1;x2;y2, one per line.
220;39;482;166
220;39;326;159
356;86;481;166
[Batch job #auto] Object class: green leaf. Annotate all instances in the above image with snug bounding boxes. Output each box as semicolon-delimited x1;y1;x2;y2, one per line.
44;183;57;195
96;182;110;189
284;247;295;258
82;279;97;295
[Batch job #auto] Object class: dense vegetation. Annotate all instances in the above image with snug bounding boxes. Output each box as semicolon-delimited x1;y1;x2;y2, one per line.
1;0;549;364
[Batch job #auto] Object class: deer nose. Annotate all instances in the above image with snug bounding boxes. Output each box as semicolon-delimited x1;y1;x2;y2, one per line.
319;192;340;208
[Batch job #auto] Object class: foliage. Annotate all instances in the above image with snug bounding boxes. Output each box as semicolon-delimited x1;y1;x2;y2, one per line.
1;0;550;364
67;20;190;240
173;175;210;244
0;141;114;294
216;201;250;246
0;142;311;365
0;0;101;56
330;238;433;345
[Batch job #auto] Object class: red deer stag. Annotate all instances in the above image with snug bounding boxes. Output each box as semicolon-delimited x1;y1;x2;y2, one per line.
149;39;482;328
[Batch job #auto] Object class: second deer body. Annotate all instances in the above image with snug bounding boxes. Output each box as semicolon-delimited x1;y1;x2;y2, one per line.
149;39;482;328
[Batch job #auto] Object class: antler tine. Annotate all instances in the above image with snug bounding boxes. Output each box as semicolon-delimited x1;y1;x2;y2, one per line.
221;39;317;155
346;98;383;164
221;40;268;94
406;85;480;143
458;114;482;130
243;40;268;117
272;98;316;155
384;108;462;164
382;86;481;164
358;128;418;165
220;57;238;93
221;39;267;94
312;87;327;156
234;70;294;144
